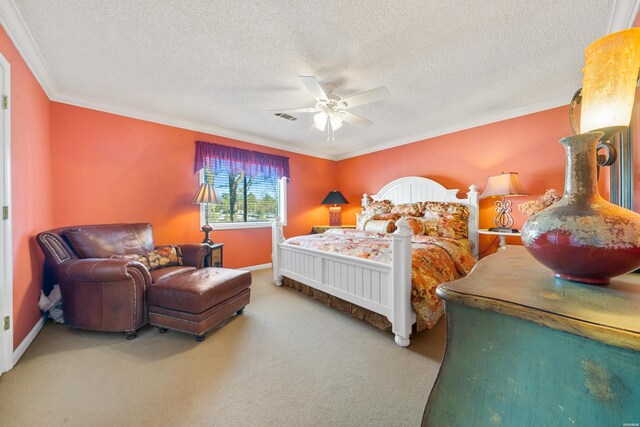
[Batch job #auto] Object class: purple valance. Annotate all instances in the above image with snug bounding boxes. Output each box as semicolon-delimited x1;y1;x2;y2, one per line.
194;141;291;179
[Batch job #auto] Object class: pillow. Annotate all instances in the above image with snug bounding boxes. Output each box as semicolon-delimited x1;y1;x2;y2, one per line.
363;199;394;216
423;217;468;239
147;245;183;270
363;219;396;234
391;203;425;217
422;202;470;221
110;245;183;271
404;217;425;235
371;212;400;221
111;253;151;270
401;202;470;239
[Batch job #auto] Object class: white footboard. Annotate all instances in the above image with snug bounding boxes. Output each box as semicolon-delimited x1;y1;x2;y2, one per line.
272;218;415;347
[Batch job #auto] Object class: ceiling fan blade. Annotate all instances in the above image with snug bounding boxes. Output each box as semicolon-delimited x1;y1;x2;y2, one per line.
268;107;317;113
298;76;329;101
341;86;390;109
341;111;373;128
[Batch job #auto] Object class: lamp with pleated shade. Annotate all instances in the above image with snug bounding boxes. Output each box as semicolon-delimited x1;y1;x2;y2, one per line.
481;172;528;232
321;190;349;226
192;183;221;244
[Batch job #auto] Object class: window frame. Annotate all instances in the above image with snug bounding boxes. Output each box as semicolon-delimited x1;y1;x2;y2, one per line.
198;169;288;230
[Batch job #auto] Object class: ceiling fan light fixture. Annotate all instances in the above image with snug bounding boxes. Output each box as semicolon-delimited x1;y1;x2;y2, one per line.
330;114;343;130
314;112;328;130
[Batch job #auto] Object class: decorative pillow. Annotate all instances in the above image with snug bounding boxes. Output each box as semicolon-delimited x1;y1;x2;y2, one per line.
147;245;183;270
363;219;396;234
404;217;425;235
401;203;470;239
422;202;470;222
422;217;467;239
391;202;425;217
363;199;394;216
110;245;183;271
371;212;401;221
111;253;151;270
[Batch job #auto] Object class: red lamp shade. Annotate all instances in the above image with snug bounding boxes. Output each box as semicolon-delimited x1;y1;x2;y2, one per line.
321;191;349;226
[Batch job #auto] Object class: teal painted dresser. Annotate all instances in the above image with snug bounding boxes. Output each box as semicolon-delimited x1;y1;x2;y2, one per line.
422;246;640;427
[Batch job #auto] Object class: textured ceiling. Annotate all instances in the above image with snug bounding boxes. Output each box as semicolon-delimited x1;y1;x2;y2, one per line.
6;1;628;159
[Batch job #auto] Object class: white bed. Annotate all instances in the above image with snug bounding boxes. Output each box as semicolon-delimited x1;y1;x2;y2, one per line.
271;176;479;347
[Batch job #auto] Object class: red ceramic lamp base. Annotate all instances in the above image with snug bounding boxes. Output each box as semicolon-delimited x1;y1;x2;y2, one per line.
329;206;342;227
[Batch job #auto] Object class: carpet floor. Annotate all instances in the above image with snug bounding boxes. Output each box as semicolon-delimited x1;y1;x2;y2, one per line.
0;268;446;426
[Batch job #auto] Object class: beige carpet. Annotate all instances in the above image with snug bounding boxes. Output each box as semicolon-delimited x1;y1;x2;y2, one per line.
0;268;446;427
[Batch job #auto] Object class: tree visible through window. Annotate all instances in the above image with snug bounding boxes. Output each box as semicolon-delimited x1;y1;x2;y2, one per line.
204;167;281;223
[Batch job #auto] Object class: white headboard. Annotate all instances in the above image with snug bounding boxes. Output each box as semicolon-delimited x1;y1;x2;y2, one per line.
362;176;479;257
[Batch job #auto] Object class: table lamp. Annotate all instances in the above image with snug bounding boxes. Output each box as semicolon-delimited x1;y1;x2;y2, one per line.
481;172;528;233
192;183;221;244
321;190;349;226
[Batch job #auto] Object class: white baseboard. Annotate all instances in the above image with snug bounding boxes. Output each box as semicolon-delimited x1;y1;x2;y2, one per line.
13;317;45;366
242;263;272;272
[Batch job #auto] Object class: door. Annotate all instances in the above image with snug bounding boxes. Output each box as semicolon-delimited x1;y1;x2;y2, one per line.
0;52;12;376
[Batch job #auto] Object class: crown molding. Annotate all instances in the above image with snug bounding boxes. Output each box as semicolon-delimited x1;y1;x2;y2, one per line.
52;90;336;160
1;0;638;162
0;0;57;98
335;92;574;160
608;0;640;32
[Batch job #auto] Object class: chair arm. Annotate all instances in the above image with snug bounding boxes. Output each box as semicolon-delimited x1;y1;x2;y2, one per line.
57;258;152;283
55;258;149;332
178;243;210;269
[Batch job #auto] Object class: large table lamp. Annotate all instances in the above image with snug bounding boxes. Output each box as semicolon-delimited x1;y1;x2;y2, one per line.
321;190;349;226
192;183;221;244
481;172;528;233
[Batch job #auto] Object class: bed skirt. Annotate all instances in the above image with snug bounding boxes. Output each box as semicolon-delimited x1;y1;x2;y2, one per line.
283;277;429;333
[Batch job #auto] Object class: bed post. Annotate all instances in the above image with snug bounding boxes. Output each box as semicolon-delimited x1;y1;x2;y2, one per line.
467;184;479;258
272;216;284;286
391;218;413;347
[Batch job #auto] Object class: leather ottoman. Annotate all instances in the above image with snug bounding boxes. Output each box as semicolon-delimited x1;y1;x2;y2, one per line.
148;267;251;341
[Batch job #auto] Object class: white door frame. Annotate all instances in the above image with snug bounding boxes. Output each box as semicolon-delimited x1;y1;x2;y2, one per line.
0;52;13;375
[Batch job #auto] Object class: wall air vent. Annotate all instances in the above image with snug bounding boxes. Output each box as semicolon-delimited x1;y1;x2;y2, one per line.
275;113;297;121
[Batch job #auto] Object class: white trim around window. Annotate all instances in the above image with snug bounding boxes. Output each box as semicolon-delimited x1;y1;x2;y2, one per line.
198;171;288;230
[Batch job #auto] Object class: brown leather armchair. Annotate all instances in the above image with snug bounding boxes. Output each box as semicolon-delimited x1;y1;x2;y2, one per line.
36;223;210;339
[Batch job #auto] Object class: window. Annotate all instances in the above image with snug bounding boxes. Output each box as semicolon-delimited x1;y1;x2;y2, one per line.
200;168;287;230
194;140;290;230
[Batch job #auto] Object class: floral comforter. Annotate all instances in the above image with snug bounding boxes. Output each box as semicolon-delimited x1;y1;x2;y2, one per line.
284;229;476;329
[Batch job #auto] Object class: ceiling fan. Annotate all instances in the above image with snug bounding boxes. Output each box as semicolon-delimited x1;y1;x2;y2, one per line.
272;76;390;141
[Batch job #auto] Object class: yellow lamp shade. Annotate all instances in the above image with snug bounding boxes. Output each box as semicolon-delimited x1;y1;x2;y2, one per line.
580;28;640;132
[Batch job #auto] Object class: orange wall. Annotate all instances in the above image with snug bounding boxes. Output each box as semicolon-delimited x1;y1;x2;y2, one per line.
337;106;585;254
0;26;54;349
49;103;338;268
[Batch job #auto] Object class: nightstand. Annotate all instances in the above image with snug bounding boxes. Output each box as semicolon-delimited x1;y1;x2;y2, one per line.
478;228;521;250
204;243;224;268
310;225;356;234
423;247;640;425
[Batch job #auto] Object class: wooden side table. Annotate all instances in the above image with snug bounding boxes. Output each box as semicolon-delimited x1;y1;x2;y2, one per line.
204;243;224;268
478;228;521;249
310;225;356;234
422;246;640;426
